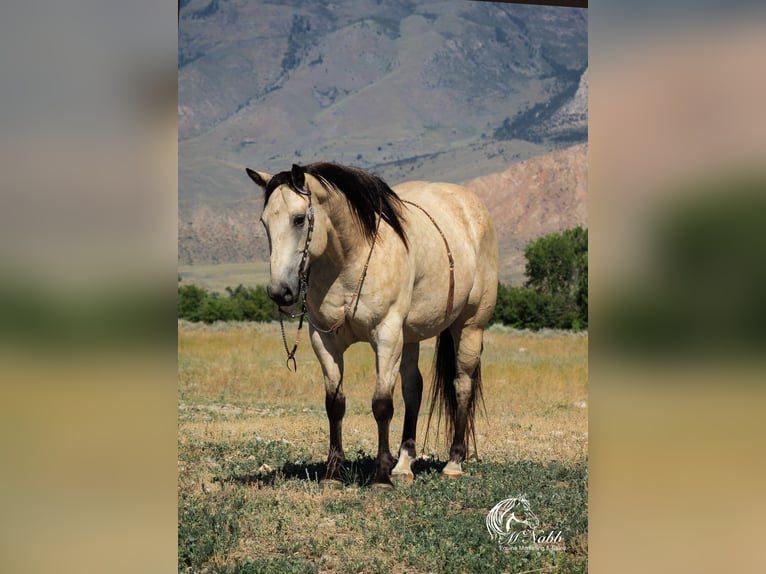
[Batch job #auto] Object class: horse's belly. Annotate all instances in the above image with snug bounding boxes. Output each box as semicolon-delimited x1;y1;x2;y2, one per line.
401;305;451;342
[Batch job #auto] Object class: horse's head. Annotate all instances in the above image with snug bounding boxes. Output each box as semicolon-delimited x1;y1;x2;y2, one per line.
246;164;328;307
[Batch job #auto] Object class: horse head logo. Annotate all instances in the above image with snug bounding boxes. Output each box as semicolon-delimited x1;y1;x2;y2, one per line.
486;495;541;548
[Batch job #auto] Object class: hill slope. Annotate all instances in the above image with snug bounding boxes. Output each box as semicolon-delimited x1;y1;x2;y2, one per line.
465;143;587;284
179;143;587;285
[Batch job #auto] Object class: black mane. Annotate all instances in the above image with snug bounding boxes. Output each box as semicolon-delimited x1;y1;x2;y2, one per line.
262;170;295;202
267;162;408;248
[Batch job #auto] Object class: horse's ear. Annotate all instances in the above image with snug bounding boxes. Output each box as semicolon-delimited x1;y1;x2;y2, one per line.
246;168;271;189
291;164;305;190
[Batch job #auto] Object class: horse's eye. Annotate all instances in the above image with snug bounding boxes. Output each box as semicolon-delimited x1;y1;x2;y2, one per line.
293;214;306;227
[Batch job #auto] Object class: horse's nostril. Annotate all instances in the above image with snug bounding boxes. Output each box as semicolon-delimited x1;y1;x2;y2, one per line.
268;284;295;306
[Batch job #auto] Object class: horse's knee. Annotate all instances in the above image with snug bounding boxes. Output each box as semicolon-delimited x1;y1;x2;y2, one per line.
325;390;346;421
372;396;393;422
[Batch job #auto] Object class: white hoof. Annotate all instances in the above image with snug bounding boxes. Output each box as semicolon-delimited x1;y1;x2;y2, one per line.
441;460;463;479
391;471;414;484
391;445;415;479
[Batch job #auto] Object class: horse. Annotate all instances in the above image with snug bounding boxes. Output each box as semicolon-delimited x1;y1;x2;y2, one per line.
246;162;498;489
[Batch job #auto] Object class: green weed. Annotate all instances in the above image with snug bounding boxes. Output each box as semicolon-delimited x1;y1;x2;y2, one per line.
178;489;246;570
207;556;317;574
178;447;587;572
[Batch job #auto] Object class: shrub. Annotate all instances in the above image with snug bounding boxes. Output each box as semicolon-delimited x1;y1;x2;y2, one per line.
491;227;588;330
177;283;277;323
178;284;208;321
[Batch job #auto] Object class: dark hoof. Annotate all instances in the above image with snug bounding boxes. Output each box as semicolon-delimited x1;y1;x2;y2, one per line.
319;479;344;491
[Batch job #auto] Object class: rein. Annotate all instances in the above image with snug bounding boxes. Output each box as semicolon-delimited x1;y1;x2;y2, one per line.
402;200;455;318
327;197;383;332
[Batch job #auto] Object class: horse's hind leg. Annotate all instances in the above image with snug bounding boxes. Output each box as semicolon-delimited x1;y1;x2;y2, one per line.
443;324;485;478
391;342;422;481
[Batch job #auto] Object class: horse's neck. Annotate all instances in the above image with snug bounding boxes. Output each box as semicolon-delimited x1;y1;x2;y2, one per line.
311;200;370;293
327;198;372;264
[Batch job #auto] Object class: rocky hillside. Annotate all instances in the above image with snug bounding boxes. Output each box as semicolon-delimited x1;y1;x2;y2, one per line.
179;143;587;285
465;143;587;284
178;199;269;265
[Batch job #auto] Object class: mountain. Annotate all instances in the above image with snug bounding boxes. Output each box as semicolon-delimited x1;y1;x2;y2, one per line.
178;0;588;283
178;199;269;265
179;0;587;201
465;142;587;285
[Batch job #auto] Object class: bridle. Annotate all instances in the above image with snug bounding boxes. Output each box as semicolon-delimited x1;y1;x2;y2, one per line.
275;180;385;371
276;179;384;371
275;185;455;372
276;183;314;372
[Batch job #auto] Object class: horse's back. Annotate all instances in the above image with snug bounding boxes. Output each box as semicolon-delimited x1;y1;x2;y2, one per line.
393;180;498;332
393;180;496;259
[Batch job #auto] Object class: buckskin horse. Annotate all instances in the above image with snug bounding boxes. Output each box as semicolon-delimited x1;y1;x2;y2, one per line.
246;162;497;489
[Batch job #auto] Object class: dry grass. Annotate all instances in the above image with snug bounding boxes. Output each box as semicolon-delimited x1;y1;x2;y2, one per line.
178;262;271;294
178;321;588;573
178;321;587;465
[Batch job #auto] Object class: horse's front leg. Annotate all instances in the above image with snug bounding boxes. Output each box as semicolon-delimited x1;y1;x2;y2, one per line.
370;321;405;489
309;327;348;486
391;342;422;482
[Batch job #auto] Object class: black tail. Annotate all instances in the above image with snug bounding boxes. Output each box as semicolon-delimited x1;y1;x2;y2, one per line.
424;329;485;458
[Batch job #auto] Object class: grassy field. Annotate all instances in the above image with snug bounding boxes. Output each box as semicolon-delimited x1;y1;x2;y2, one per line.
178;263;271;295
178;322;588;573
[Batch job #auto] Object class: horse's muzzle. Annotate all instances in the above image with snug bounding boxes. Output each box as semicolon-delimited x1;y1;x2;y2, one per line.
267;283;297;307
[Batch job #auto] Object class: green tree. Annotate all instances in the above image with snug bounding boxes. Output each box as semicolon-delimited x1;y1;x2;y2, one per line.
178;283;277;323
178;284;208;321
227;284;277;322
493;284;546;329
490;227;588;330
524;226;587;297
574;239;588;327
196;294;243;323
524;226;587;329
